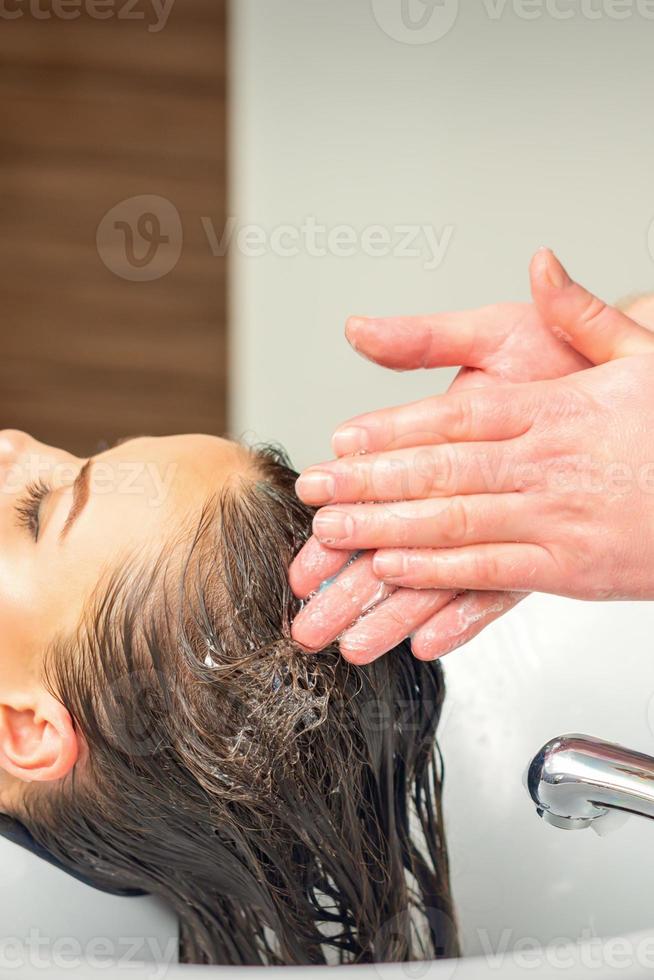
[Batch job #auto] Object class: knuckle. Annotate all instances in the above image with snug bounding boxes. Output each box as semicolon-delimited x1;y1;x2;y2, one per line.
440;497;470;545
578;293;608;329
441;395;474;441
511;440;547;492
552;486;590;522
386;605;413;630
474;551;502;586
411;446;454;497
352;460;374;500
429;445;455;495
390;455;414;499
562;534;594;576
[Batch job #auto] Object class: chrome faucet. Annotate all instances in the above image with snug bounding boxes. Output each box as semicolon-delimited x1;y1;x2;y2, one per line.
527;733;654;832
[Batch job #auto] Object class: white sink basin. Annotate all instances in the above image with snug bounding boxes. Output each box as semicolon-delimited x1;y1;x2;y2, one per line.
441;593;654;959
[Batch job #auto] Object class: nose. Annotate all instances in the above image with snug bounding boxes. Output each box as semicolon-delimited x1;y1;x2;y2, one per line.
0;430;33;460
0;430;46;495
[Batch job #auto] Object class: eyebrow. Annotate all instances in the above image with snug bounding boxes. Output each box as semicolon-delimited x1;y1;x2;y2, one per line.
59;460;93;541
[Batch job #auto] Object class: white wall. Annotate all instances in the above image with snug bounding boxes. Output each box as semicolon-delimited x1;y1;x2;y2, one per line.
230;0;654;469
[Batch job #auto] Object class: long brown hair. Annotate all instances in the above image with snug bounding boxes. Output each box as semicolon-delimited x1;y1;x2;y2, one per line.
19;446;458;965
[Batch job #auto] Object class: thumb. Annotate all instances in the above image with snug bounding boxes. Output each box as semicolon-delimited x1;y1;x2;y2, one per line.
530;248;654;364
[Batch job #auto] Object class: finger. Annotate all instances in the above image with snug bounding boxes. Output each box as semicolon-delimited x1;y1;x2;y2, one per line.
372;543;553;592
345;305;525;372
296;440;525;507
530;249;654;364
338;588;458;666
331;383;535;457
411;591;526;661
291;552;394;652
313;494;536;551
289;535;355;599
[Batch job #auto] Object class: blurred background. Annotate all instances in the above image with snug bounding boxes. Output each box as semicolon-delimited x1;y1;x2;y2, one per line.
0;0;227;454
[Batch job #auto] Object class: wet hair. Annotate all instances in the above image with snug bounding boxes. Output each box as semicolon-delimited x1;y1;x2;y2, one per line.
18;446;458;966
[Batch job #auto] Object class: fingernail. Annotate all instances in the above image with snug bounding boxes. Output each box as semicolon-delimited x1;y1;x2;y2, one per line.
296;470;336;504
373;553;407;578
313;510;355;543
543;250;570;290
332;426;369;456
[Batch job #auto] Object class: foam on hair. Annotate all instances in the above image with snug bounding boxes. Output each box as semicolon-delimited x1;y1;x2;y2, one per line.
20;445;458;966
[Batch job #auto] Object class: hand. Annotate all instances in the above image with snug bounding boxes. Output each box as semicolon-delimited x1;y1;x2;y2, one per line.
291;250;594;663
301;253;654;613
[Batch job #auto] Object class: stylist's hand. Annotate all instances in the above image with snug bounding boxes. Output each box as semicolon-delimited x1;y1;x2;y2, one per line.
290;249;592;662
298;252;654;634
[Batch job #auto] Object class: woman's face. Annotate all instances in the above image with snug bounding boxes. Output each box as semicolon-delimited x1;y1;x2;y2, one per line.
0;429;249;800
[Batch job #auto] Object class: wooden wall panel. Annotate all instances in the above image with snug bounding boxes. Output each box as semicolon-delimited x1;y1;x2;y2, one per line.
0;0;227;455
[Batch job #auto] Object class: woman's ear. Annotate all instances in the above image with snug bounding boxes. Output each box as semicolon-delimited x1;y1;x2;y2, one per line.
0;693;78;783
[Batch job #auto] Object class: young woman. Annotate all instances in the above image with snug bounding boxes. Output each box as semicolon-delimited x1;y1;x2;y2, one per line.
0;429;457;966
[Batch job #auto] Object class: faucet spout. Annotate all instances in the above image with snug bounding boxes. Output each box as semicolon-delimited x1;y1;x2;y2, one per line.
527;734;654;831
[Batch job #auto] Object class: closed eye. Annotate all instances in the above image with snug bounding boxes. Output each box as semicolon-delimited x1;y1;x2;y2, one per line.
15;479;51;542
